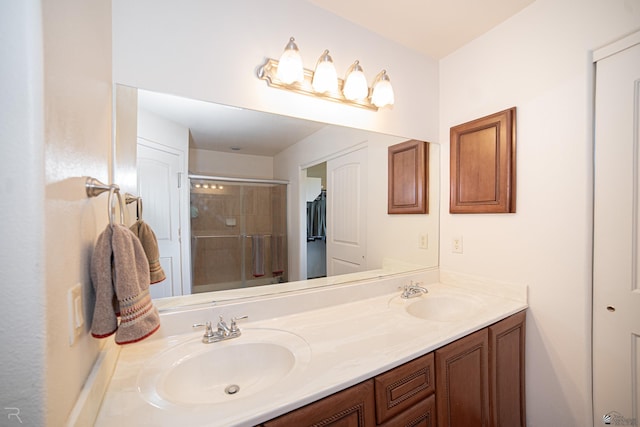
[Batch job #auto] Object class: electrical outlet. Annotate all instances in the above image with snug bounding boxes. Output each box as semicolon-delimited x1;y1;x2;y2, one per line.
67;283;84;346
452;236;463;254
419;234;428;249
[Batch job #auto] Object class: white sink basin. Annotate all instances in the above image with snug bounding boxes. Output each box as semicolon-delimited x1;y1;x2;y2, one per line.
390;293;485;322
137;328;311;408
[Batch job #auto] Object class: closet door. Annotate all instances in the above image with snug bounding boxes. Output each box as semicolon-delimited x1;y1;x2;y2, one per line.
326;148;367;276
593;31;640;425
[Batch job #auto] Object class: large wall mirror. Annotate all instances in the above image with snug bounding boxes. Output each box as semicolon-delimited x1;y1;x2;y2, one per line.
114;84;440;310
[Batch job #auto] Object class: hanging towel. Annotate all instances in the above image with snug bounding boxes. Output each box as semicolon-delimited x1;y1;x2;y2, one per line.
130;220;166;284
252;235;265;277
90;225;118;338
90;224;160;345
271;234;285;276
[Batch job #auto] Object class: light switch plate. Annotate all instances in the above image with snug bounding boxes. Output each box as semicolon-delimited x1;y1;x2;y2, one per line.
67;283;84;346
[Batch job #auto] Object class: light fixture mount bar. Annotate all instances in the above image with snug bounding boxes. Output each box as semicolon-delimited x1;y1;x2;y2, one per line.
257;58;378;111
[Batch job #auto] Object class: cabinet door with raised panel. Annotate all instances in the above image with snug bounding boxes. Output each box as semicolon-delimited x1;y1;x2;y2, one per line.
489;310;526;427
436;328;490;427
264;380;376;427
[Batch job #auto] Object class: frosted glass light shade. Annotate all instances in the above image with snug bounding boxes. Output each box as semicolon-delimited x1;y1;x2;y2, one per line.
276;37;304;84
343;60;368;101
312;50;338;93
371;70;394;108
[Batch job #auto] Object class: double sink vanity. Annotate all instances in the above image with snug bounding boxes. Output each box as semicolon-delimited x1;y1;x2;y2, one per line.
93;268;527;426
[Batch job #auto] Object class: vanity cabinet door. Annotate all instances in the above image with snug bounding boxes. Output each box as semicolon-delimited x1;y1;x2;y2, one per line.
374;352;435;424
263;379;376;427
435;328;490;427
489;310;526;427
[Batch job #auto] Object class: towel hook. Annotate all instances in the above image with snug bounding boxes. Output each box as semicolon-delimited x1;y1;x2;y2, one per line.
107;185;125;225
125;193;143;222
137;197;143;221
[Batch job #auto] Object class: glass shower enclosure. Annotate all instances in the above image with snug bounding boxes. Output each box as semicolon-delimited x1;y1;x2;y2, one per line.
189;176;287;293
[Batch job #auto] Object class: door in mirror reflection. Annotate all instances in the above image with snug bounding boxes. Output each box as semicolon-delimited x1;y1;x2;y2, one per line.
327;148;367;275
190;178;287;293
137;141;184;298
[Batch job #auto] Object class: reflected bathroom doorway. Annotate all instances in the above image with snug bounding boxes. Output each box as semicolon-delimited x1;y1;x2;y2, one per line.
305;163;327;279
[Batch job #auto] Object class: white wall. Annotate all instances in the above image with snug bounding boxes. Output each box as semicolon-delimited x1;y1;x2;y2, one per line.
43;0;113;425
1;0;112;425
439;0;640;425
1;1;46;425
138;109;189;152
112;0;439;142
189;149;274;179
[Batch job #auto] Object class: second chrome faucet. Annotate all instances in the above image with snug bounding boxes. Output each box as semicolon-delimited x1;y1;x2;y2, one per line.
194;315;248;344
401;281;428;299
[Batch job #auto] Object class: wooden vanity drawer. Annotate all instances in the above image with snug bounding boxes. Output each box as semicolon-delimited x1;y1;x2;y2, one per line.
379;394;436;427
374;352;435;424
263;379;376;427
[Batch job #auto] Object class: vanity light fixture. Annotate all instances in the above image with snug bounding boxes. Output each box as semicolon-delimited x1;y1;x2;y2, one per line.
311;50;338;93
343;60;368;101
275;37;304;84
257;36;394;111
371;70;395;108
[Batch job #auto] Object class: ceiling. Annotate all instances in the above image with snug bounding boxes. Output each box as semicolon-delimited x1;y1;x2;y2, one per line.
309;0;535;59
138;90;326;157
137;1;535;156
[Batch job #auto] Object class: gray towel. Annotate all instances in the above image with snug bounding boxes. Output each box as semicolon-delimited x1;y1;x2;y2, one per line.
90;224;160;344
252;235;265;277
271;234;285;276
130;220;166;284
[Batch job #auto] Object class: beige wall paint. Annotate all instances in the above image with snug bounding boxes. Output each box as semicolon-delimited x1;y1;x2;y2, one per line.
42;0;113;425
439;0;640;425
1;0;113;425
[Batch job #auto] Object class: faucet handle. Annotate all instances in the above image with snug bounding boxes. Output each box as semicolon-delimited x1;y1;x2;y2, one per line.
230;315;248;333
193;321;215;338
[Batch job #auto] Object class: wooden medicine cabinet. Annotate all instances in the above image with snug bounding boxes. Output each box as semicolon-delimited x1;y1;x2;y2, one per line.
388;139;429;214
450;107;516;213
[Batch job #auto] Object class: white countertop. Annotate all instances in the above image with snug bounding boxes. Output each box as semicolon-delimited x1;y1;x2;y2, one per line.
94;271;527;427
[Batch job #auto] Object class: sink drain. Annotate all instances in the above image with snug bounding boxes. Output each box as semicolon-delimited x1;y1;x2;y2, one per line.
225;384;240;395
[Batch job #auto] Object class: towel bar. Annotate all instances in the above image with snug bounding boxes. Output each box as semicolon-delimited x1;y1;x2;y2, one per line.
85;177;137;225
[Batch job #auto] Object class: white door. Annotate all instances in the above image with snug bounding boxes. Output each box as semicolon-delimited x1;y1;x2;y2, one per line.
593;34;640;425
137;139;184;298
326;148;367;276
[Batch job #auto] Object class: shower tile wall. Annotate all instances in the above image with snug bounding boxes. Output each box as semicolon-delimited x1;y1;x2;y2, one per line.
190;182;287;292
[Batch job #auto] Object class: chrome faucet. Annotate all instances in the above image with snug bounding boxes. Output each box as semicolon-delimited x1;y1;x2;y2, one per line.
193;315;248;344
401;281;428;299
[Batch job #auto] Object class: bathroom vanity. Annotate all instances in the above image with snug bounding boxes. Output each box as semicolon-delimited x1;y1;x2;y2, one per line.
92;269;527;427
263;311;525;426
